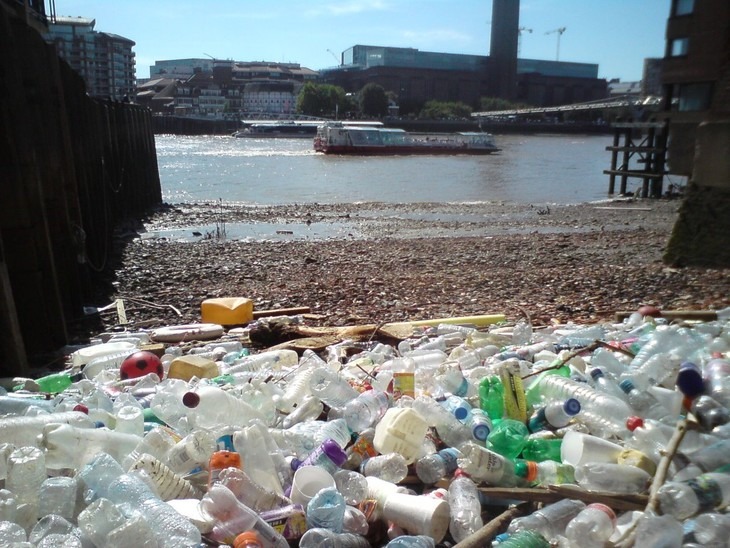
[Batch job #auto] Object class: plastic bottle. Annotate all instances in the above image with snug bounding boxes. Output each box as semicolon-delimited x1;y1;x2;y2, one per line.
0;395;56;415
165;428;218;474
574;462;651;494
298;527;370;548
690;394;730;430
182;384;266;428
77;452;202;547
360;453;408;483
521;437;563;462
456;441;521;487
0;520;26;544
479;376;504;423
38;476;77;520
233;422;286;495
274;350;323;413
626;416;716;463
532;374;633;437
411;396;472;449
629;324;685;368
295;438;347;475
234;530;264;548
656;471;730;519
122;425;178;470
463;407;492;442
218;467;291;512
0;410;91;448
692;512;730;547
128;453;201;500
435;366;474;398
514;459;575;486
385;536;436;547
415;448;460;484
115;404;144;436
30;371;84;394
199;483;288;547
506;498;586;541
76;497;126;547
672;438;730;482
392;357;416;400
306;486;347;532
527;399;580;432
563;503;616;546
223;349;298;375
633;513;684;548
6;446;46;513
40;422;141;470
0;488;18;523
487;418;529;459
704;357;730;407
496;530;550;547
448;470;482;542
344;389;391;433
308;365;360;409
588;368;629;402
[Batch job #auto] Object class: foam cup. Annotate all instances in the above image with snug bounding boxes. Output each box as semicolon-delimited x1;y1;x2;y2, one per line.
561;430;623;466
289;466;335;508
382;492;450;542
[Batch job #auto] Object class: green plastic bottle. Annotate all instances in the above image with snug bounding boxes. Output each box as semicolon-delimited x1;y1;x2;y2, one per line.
487;418;529;459
521;437;563;462
33;371;83;394
498;530;550;547
525;364;571;408
479;376;504;424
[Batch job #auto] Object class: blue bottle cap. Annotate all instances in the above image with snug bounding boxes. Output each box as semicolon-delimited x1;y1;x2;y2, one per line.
472;423;490;441
453;406;469;421
618;378;635;393
589;368;604;380
677;361;705;399
563;398;581;416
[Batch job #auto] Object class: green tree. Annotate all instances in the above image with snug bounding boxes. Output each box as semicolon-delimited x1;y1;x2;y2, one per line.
479;97;532;111
296;82;348;117
419;100;472;120
360;83;389;117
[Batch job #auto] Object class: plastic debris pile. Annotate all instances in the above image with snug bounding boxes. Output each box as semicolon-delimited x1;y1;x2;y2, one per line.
0;307;729;547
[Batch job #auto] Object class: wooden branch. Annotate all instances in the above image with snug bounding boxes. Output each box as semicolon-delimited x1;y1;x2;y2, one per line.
477;486;648;512
454;502;532;548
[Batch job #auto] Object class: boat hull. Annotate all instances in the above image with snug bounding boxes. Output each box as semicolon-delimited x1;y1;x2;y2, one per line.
315;144;499;155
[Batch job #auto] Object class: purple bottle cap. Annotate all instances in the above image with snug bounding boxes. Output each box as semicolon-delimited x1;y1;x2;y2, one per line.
677;361;705;399
322;439;347;466
563;398;581;416
182;392;201;408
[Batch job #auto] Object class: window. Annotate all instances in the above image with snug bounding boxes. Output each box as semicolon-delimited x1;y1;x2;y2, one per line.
673;0;694;16
670;37;689;57
670;82;713;111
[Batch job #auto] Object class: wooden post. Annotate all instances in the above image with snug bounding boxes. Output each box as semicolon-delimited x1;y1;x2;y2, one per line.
620;129;630;194
608;129;619;194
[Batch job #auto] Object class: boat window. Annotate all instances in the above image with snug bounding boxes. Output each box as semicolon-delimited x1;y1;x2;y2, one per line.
348;130;383;146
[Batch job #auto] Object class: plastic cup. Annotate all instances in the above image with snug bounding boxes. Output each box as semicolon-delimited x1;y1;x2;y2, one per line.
561;430;623;467
289;466;335;508
382;492;450;542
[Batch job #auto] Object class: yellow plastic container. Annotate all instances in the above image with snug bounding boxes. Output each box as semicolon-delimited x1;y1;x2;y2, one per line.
167;355;220;381
200;297;254;326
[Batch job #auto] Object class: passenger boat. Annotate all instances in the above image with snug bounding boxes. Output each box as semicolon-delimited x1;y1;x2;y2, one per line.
313;122;500;155
234;121;320;138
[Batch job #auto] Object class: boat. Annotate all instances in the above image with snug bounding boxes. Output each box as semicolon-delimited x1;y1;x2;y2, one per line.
313;122;500;155
234;120;320;138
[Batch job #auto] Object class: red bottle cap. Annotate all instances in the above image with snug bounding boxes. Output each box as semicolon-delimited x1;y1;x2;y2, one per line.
626;416;644;431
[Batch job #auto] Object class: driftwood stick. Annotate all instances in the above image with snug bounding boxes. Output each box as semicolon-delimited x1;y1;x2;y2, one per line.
478;486;649;511
454;502;532;548
614;418;689;547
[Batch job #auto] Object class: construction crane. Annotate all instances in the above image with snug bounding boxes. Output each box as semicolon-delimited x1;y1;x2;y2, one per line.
545;27;566;61
326;49;340;66
518;27;532;56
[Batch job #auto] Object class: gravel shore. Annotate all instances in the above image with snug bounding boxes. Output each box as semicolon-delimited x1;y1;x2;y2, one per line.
93;198;729;336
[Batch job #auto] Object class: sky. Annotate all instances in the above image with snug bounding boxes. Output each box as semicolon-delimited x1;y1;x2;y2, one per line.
54;0;669;82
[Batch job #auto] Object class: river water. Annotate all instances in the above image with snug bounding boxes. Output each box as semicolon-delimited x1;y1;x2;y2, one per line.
155;132;621;206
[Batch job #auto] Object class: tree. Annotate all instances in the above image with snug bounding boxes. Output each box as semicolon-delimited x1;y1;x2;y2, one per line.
296;82;348;117
419;100;472;120
479;96;531;111
360;83;389;117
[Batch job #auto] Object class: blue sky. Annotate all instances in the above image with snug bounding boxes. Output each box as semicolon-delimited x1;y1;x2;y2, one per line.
55;0;669;82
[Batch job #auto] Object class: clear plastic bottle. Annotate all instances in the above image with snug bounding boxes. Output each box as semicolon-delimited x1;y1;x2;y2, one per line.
448;470;482;542
0;395;56;415
6;446;46;513
415;448;460;484
122;425;178;470
40;422;141;470
690;394;730;430
305;486;347;533
298;527;370;548
76;497;126;547
274;350;323;413
165;428;218;475
309;365;360;409
464;408;492;442
575;462;651;494
78;452;202;547
514;459;575;486
656;471;730;519
199;483;288;547
115;404;144;436
527;398;580;432
563;503;616;547
385;535;436;547
128;453;201;500
693;512;730;546
589;368;629;402
360;453;408;483
182;384;266;428
295;438;347;476
0;520;26;544
0;410;91;448
672;438;730;482
633;513;683;548
392;357;416;400
506;498;586;541
344;389;391;433
282;394;325;429
411;396;472;449
38;476;77;520
219;467;291;512
0;488;18;522
626;416;716;463
435;366;475;398
456;441;521;487
704;357;730;407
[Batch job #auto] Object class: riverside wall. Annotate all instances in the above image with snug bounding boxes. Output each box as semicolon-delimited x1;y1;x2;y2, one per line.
0;7;162;374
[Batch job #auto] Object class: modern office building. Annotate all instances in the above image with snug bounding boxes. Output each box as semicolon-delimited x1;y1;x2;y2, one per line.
45;16;136;100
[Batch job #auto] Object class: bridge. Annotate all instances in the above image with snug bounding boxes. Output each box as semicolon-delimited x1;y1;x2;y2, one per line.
471;94;663;119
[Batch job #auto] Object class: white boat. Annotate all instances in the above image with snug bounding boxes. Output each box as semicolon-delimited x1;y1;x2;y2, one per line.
313;122;500;155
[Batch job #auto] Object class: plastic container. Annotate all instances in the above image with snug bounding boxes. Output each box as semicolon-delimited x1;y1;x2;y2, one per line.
334;469;369;505
693;512;730;546
6;446;45;512
456;441;521;487
448;471;482;542
344;390;392;433
560;430;624;467
521;437;562;462
290;466;336;508
308;365;360;409
564;503;616;546
306;486;346;532
507;498;586;541
233;530;263;548
40;423;141;470
167;354;220;381
200;297;253;325
574;462;651;493
295;438;347;475
219;467;291;512
0;410;92;448
514;459;575;486
182;385;266;428
415;448;460;485
360;454;408;484
382;493;450;542
166;428;218;474
672;438;730;482
77;498;126;547
411;396;472;449
373;407;428;464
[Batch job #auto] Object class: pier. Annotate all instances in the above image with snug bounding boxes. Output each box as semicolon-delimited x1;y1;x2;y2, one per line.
604;122;668;198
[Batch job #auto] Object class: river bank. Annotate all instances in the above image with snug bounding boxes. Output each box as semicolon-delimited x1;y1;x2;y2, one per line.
81;198;729;338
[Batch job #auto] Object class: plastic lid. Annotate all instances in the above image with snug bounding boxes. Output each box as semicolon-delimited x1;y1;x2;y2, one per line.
589;368;604;380
322;439;347;466
73;403;89;414
618;378;635;393
472;423;490;441
676;361;705;399
626;416;644;431
514;460;537;482
233;530;261;548
182;391;201;408
452;406;469;421
563;398;581;416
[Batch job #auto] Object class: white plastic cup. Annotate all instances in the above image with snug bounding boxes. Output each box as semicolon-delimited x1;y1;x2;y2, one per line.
290;466;335;508
382;492;450;542
561;430;624;467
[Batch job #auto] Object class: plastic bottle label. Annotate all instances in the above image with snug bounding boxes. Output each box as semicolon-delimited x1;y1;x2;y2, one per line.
393;372;415;399
500;368;527;423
